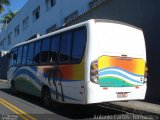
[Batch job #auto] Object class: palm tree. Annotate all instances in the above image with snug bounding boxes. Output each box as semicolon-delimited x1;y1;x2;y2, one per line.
0;0;10;13
0;10;18;30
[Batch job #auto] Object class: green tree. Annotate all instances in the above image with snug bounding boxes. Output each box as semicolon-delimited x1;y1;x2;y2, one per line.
0;10;18;30
0;0;10;13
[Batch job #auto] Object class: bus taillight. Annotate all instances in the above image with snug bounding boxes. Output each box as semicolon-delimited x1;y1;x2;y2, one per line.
144;63;148;78
90;60;98;83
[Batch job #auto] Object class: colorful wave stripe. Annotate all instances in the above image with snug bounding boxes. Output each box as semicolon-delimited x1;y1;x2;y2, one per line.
98;56;145;87
38;59;85;81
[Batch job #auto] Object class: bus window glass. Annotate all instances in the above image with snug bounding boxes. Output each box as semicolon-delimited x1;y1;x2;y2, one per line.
34;41;41;64
17;46;23;65
22;45;28;65
40;37;50;63
60;31;72;62
72;28;86;62
13;48;18;66
50;35;59;63
9;48;18;67
9;52;13;67
27;42;35;65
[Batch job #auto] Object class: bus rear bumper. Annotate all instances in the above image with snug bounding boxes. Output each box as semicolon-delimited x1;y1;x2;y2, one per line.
85;82;147;104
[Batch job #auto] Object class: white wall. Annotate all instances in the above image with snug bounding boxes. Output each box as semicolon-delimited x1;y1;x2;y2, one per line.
0;0;92;50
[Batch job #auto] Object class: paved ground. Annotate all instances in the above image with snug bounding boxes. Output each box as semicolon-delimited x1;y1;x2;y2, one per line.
0;82;128;120
0;80;159;120
111;101;160;115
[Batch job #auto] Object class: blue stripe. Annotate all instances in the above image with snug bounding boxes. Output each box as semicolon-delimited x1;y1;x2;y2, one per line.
99;67;143;77
99;70;143;84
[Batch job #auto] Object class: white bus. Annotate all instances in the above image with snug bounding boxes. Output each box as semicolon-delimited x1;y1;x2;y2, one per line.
7;19;147;107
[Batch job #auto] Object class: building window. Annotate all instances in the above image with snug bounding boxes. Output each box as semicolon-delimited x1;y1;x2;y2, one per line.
23;17;29;30
64;11;78;24
46;24;57;33
8;32;12;45
89;0;107;9
15;25;20;37
46;0;55;10
33;6;40;21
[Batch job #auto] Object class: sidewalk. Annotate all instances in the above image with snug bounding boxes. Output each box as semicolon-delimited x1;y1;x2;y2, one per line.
111;101;160;115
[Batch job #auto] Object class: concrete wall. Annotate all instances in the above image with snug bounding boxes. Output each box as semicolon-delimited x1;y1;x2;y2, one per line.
68;0;160;103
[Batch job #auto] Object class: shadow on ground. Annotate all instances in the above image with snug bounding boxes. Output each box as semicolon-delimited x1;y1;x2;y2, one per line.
0;88;124;119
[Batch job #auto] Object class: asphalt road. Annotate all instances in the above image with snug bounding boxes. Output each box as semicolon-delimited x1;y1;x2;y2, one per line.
0;81;149;120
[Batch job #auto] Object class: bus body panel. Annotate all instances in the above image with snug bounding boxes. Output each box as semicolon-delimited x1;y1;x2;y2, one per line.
87;82;146;103
8;21;89;104
8;62;86;104
85;20;147;104
98;56;145;87
7;19;147;105
8;66;42;97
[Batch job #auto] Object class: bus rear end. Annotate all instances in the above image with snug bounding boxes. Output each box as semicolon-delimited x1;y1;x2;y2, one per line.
86;20;147;104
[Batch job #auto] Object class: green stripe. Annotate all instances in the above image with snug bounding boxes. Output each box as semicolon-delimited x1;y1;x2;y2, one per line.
99;76;136;87
15;77;41;97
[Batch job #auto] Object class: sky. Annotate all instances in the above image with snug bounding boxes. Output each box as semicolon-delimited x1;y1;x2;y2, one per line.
0;0;28;28
1;0;28;14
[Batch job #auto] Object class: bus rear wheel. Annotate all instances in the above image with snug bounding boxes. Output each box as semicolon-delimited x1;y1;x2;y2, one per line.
41;88;52;108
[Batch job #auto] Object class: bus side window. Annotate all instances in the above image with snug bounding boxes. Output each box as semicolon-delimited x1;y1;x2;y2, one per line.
49;35;59;63
9;50;17;67
27;42;35;65
9;53;13;67
17;46;23;65
10;48;18;67
22;45;28;65
72;28;86;62
34;41;41;64
40;37;50;64
60;31;72;63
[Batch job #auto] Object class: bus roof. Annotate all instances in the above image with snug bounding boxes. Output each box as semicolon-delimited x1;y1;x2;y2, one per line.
12;19;141;49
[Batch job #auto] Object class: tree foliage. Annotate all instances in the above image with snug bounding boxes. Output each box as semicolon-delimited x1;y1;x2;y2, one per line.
0;0;10;13
0;10;18;30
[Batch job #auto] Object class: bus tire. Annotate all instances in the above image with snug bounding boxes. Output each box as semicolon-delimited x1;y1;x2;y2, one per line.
10;81;17;94
41;87;52;108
